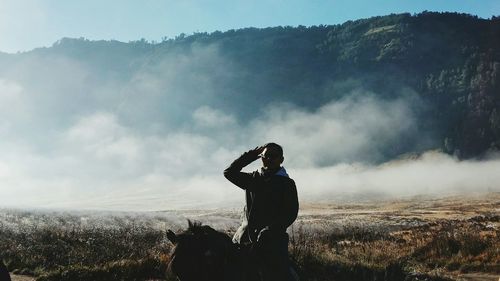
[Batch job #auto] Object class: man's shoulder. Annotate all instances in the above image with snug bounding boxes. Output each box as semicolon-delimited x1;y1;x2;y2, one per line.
273;174;296;187
285;177;296;187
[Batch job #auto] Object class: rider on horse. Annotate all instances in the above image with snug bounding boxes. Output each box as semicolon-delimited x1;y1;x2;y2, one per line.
224;143;299;281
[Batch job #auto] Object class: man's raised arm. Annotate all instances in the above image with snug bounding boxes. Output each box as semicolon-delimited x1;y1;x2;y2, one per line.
223;146;264;189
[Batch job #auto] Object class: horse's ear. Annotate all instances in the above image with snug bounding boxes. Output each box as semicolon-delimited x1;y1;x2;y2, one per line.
167;230;177;244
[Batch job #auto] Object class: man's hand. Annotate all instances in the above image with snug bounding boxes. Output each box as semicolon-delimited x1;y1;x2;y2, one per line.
245;146;265;161
256;226;272;243
249;146;265;159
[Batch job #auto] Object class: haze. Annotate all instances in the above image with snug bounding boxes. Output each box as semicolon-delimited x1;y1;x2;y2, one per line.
0;40;499;210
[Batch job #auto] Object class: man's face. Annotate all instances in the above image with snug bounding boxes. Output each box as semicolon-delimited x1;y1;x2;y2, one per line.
260;147;283;169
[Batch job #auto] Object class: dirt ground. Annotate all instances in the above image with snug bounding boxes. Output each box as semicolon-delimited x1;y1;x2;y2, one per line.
451;273;499;281
10;274;35;281
296;192;500;228
9;272;500;281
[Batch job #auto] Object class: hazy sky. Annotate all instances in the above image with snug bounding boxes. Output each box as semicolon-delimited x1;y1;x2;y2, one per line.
1;48;499;210
1;0;499;53
1;1;500;210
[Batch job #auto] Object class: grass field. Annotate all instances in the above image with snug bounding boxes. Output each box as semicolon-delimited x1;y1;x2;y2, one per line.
1;193;499;281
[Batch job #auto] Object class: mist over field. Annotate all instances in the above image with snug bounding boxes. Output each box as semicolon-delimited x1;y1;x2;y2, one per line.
1;13;499;210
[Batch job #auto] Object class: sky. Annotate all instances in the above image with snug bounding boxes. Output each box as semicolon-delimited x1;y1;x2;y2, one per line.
0;0;500;210
1;0;500;53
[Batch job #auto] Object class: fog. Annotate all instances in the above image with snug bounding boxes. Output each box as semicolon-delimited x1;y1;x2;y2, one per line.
0;43;498;211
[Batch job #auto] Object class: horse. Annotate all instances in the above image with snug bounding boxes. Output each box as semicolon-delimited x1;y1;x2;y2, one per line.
166;221;299;281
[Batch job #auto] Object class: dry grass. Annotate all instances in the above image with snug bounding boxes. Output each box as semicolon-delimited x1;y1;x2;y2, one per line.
1;193;499;281
289;193;499;280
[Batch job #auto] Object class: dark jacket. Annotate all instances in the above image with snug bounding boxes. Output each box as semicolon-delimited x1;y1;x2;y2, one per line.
224;149;299;244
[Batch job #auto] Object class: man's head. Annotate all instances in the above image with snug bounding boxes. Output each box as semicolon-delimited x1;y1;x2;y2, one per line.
260;142;284;170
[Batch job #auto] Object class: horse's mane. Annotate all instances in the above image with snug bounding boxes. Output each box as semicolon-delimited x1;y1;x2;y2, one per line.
185;220;218;236
170;220;232;245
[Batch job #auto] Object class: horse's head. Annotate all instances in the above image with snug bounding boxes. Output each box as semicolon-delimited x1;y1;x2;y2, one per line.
167;220;235;281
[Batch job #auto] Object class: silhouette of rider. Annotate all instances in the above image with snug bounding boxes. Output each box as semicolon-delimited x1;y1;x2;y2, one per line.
224;143;299;281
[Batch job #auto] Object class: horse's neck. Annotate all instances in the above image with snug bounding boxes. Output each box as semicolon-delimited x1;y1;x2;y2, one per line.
222;244;254;281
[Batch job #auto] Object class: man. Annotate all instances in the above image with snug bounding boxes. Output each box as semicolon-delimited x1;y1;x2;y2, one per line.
224;143;299;281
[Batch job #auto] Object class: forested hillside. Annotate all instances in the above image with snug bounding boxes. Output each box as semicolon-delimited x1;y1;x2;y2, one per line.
1;12;499;160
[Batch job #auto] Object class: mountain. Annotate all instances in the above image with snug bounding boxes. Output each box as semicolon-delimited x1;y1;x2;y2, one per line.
0;12;499;161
